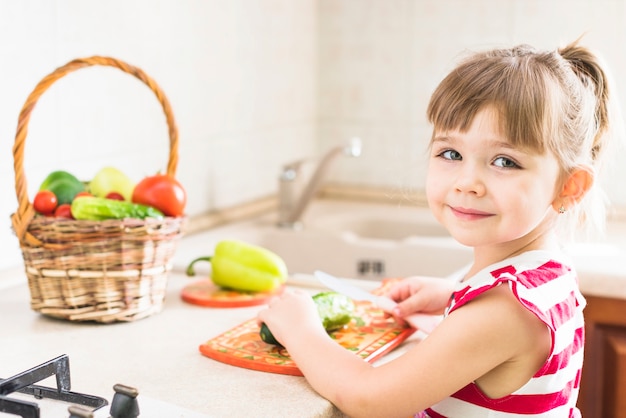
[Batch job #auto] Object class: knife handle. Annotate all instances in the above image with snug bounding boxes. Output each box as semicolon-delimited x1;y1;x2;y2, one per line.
372;296;441;334
372;295;399;313
403;313;442;334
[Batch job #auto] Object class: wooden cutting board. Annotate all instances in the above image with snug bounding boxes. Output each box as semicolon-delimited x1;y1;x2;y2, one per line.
199;300;415;376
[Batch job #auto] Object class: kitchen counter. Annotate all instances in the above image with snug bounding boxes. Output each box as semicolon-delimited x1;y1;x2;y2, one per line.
1;197;624;417
0;268;351;417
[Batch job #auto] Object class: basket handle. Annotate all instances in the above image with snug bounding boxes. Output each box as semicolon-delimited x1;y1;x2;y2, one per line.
11;56;179;247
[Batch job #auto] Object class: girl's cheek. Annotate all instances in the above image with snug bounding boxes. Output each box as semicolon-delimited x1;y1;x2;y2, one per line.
425;181;442;212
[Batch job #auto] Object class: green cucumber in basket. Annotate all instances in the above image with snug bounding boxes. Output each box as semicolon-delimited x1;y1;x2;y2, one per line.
260;291;355;346
71;196;164;220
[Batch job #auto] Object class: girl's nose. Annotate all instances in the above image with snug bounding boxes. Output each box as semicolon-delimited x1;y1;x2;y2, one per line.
454;164;486;196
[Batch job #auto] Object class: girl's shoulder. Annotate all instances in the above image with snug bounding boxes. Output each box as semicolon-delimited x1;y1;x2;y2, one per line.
462;250;574;287
450;250;580;314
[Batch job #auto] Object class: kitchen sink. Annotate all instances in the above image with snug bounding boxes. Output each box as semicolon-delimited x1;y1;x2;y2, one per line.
258;226;469;279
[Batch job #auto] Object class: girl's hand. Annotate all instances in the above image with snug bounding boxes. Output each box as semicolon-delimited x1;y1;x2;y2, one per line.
257;289;326;347
385;276;456;317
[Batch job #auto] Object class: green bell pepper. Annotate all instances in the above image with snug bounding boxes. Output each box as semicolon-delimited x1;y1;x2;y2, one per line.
185;240;288;292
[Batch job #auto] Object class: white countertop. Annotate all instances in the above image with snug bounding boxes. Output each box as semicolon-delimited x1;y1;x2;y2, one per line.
0;269;348;417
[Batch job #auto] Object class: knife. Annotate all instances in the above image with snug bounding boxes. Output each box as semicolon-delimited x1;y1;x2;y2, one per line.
314;270;441;334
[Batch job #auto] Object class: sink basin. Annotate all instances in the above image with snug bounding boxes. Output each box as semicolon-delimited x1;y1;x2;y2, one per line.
258;199;471;279
259;228;469;280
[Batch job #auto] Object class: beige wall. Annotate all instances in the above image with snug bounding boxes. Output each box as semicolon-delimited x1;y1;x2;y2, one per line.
318;0;626;204
2;0;625;270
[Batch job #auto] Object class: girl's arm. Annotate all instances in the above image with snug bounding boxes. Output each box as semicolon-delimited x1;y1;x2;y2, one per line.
258;285;550;418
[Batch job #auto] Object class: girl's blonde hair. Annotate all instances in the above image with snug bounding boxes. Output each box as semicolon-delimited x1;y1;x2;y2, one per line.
427;39;620;239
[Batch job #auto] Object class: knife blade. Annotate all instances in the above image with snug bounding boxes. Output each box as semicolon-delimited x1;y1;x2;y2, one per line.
314;270;398;311
314;270;441;334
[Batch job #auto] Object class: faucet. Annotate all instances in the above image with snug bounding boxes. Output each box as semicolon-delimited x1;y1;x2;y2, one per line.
277;137;362;228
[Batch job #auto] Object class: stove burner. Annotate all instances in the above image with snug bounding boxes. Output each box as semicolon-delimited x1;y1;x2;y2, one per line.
0;354;139;418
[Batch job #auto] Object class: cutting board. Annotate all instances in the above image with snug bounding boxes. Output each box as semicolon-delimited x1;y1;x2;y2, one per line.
199;301;415;376
181;279;284;308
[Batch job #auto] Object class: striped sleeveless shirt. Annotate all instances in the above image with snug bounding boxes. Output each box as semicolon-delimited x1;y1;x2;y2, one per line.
421;250;585;418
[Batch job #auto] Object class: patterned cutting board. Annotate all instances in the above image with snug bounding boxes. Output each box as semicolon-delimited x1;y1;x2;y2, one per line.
199;300;415;376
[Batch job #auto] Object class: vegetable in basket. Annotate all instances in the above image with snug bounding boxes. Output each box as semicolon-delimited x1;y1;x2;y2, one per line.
38;170;86;205
11;55;184;324
71;196;164;220
132;173;186;217
185;240;288;293
89;166;135;201
33;190;58;216
260;291;355;346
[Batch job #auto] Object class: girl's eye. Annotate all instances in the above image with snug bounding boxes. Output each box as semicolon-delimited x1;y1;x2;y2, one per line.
493;156;520;169
439;149;462;161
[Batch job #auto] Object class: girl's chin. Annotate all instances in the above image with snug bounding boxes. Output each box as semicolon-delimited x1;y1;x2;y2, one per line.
446;230;481;247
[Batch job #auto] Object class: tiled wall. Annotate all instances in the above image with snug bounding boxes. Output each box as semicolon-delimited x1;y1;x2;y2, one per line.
2;0;626;271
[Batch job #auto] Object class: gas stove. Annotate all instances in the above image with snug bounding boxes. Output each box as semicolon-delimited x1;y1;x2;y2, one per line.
0;355;138;418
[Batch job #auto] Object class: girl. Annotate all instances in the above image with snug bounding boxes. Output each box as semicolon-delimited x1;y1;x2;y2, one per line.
258;39;619;417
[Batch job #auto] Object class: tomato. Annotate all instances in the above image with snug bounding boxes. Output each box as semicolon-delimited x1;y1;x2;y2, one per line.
33;190;58;215
132;174;186;217
54;203;74;219
106;192;125;201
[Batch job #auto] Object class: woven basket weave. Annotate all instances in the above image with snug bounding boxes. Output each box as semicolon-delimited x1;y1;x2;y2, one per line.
11;56;186;323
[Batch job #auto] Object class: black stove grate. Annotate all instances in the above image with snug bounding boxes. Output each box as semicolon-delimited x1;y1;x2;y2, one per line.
0;354;108;418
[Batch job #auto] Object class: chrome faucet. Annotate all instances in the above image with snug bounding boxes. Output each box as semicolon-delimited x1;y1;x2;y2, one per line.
277;137;362;228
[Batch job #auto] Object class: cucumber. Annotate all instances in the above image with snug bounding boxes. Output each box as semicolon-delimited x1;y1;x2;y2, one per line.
260;291;355;346
259;323;281;346
71;196;164;220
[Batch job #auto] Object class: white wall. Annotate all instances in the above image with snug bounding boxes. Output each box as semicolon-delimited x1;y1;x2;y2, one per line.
2;0;626;271
0;0;318;270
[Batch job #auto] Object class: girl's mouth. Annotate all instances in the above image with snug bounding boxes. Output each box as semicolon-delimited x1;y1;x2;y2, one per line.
449;206;494;221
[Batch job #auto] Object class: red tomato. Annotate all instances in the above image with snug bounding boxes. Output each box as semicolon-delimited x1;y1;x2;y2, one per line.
33;190;58;215
106;192;125;201
132;174;186;217
54;203;74;219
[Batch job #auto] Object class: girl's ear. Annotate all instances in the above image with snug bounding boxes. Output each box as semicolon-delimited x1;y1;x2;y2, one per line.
553;167;594;212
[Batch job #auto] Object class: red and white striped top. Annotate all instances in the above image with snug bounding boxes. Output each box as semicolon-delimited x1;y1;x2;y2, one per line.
423;251;585;418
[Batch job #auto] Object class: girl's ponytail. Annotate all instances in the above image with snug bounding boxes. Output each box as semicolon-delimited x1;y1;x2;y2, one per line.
558;41;611;164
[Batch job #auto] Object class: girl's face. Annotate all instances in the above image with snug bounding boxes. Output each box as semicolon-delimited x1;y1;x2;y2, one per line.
426;107;562;258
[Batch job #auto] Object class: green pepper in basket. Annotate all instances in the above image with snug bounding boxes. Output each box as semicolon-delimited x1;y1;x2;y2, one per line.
185;240;288;293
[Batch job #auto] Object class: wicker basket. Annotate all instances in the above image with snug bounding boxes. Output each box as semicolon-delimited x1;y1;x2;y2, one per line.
10;56;186;323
